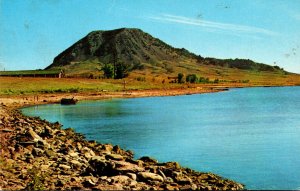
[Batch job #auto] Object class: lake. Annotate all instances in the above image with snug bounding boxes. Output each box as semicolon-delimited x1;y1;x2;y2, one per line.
21;86;300;190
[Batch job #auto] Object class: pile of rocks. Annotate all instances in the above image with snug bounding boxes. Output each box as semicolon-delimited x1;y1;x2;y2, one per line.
0;104;244;190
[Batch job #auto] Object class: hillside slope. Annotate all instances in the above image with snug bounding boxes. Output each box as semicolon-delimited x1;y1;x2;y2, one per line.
46;28;197;70
44;28;300;86
46;28;283;73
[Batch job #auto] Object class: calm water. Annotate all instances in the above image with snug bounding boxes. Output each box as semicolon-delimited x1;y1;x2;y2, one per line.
22;87;300;190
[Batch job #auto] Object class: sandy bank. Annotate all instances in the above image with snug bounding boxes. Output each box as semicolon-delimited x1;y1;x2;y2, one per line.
0;86;224;109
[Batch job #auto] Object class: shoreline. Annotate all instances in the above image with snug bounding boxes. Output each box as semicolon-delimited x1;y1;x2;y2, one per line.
0;85;297;189
0;86;225;109
2;83;298;110
0;86;266;190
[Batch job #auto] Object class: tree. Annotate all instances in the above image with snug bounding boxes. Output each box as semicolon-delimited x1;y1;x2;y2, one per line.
102;64;114;79
177;73;184;83
186;74;198;83
115;62;129;79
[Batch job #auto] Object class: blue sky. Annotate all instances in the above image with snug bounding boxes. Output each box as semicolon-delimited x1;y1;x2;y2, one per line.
1;0;300;73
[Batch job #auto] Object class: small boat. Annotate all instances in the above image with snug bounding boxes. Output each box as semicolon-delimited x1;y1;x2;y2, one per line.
60;97;78;105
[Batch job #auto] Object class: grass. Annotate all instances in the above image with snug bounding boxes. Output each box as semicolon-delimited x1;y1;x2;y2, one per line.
0;70;60;76
1;60;300;96
0;77;184;95
0;77;119;95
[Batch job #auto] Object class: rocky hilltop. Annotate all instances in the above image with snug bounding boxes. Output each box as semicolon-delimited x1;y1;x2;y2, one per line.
0;104;244;190
46;28;284;74
46;28;194;69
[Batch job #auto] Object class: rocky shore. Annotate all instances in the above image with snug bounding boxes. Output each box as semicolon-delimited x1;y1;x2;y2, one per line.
0;103;244;190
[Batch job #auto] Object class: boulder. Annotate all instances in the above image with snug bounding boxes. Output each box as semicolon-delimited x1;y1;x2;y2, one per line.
76;142;83;151
113;145;121;153
111;175;131;184
164;161;181;169
70;160;83;169
56;180;65;187
59;164;71;170
126;173;137;181
40;165;49;171
105;153;124;161
173;172;192;185
45;149;56;158
82;179;96;187
87;156;115;176
68;151;79;158
138;172;164;182
27;127;50;148
113;161;144;173
139;156;158;164
81;147;95;159
32;147;44;157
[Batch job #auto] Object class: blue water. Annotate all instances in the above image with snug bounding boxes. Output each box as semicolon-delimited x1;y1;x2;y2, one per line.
22;87;300;190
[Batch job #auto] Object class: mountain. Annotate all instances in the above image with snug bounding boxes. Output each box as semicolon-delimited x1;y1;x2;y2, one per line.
46;28;197;69
46;28;286;78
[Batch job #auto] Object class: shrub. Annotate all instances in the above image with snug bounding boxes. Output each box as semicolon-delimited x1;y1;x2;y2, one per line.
26;166;47;190
177;73;184;83
102;64;114;79
115;62;129;79
186;74;198;83
136;76;146;81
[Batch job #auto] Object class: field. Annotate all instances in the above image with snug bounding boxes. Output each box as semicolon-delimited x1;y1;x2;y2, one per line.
0;70;60;77
1;67;300;96
0;77;183;95
1;59;300;96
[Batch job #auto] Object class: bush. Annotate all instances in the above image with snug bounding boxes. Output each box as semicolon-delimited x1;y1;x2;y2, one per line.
115;62;129;79
136;76;146;81
102;64;114;79
26;166;47;190
186;74;198;83
177;73;184;83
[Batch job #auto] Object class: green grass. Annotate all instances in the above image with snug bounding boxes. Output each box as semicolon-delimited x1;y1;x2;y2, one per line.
0;77;181;95
0;70;60;76
1;60;300;96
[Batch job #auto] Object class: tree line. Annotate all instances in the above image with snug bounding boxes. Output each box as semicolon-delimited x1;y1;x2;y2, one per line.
177;73;219;84
102;62;129;79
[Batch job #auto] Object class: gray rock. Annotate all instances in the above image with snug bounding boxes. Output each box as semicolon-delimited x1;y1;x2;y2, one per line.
126;173;137;180
82;147;95;159
82;179;96;187
55;130;66;136
105;153;124;161
68;151;79;158
174;173;192;185
32;147;44;157
59;164;71;170
70;160;83;169
24;152;34;162
27;127;50;148
111;175;131;184
113;161;144;173
56;180;65;187
45;149;56;158
139;156;158;164
1;129;13;132
138;172;164;182
40;165;49;171
87;156;115;176
76;142;82;151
